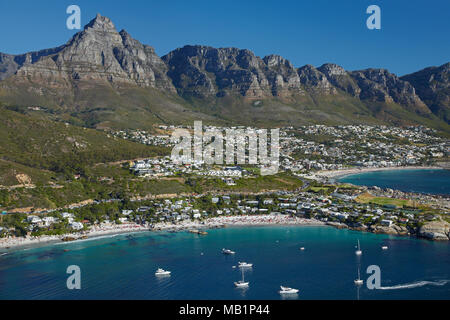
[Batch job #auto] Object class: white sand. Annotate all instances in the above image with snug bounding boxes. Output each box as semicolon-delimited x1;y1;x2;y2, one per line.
316;166;443;179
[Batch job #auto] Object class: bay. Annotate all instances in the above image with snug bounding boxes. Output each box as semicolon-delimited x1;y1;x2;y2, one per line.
0;225;449;300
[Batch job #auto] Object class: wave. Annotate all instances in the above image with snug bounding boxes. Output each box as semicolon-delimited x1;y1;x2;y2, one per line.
378;279;450;290
53;233;124;245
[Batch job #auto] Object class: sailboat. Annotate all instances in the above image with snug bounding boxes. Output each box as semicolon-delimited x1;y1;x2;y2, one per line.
354;266;363;286
238;262;253;268
355;239;362;256
234;267;249;288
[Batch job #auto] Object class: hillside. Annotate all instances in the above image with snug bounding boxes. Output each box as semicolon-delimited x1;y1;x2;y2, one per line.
0;106;168;186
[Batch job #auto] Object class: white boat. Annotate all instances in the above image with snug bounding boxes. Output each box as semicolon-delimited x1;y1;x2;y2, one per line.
238;262;253;268
381;246;388;250
355;240;362;256
155;268;171;276
234;280;249;288
279;286;299;294
354;266;363;286
300;247;305;251
222;248;235;255
234;268;249;288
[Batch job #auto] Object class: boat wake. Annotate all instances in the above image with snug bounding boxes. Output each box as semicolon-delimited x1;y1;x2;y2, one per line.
378;279;450;290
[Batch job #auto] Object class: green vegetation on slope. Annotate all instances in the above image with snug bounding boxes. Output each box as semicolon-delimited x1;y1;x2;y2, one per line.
0;106;169;185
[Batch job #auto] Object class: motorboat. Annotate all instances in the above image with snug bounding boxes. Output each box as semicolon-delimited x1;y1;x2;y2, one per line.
279;286;299;294
222;248;235;255
381;246;388;250
155;268;171;276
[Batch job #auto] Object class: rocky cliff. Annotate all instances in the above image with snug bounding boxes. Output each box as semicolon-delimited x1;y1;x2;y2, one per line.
401;63;450;123
418;219;450;241
2;14;175;92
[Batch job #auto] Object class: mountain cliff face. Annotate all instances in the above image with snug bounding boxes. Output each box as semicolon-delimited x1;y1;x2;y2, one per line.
0;14;448;129
401;63;450;123
162;46;306;98
2;14;175;92
162;46;431;114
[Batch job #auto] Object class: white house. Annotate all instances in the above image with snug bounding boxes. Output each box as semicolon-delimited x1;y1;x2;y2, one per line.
27;215;42;224
70;222;84;230
380;219;393;227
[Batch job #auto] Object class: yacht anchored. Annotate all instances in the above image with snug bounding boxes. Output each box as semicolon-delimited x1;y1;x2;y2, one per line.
355;240;362;256
234;268;249;288
279;286;299;294
354;266;363;286
238;262;253;268
222;248;235;255
155;268;171;276
381;245;388;250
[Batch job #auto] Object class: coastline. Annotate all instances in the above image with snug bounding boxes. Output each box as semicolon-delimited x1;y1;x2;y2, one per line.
0;215;324;252
316;165;444;179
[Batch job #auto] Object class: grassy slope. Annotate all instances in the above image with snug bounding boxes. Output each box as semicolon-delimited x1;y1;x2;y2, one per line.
0;106;169;185
1;77;449;132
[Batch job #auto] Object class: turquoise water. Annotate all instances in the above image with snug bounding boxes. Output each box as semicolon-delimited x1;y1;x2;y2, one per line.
338;169;450;195
0;226;449;300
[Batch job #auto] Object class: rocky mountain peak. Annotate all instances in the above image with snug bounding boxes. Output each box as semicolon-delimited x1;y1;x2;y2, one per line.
1;14;175;93
84;13;117;32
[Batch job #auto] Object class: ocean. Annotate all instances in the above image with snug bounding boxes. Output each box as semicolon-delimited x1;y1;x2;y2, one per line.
0;225;449;300
337;169;450;195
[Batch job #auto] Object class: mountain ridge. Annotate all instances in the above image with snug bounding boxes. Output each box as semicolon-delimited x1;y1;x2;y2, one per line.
0;14;448;130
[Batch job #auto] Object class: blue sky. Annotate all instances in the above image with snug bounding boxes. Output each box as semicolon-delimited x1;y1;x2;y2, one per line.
0;0;448;75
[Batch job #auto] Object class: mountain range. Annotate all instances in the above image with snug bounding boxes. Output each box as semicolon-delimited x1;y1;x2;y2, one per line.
0;14;448;131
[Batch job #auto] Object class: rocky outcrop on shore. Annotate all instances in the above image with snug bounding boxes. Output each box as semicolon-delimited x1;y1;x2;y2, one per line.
418;220;450;241
369;224;410;236
325;219;450;241
325;221;349;229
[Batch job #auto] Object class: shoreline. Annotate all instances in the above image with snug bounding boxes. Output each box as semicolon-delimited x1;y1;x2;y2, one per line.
316;165;444;179
1;213;447;253
0;215;325;252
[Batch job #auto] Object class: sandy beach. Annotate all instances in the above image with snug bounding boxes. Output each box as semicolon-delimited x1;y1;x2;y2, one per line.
316;165;444;179
0;215;324;251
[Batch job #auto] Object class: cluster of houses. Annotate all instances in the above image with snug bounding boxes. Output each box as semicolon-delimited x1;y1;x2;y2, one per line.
117;124;447;176
279;124;448;171
130;156;248;180
112;129;174;147
24;212;84;231
2;185;447;238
